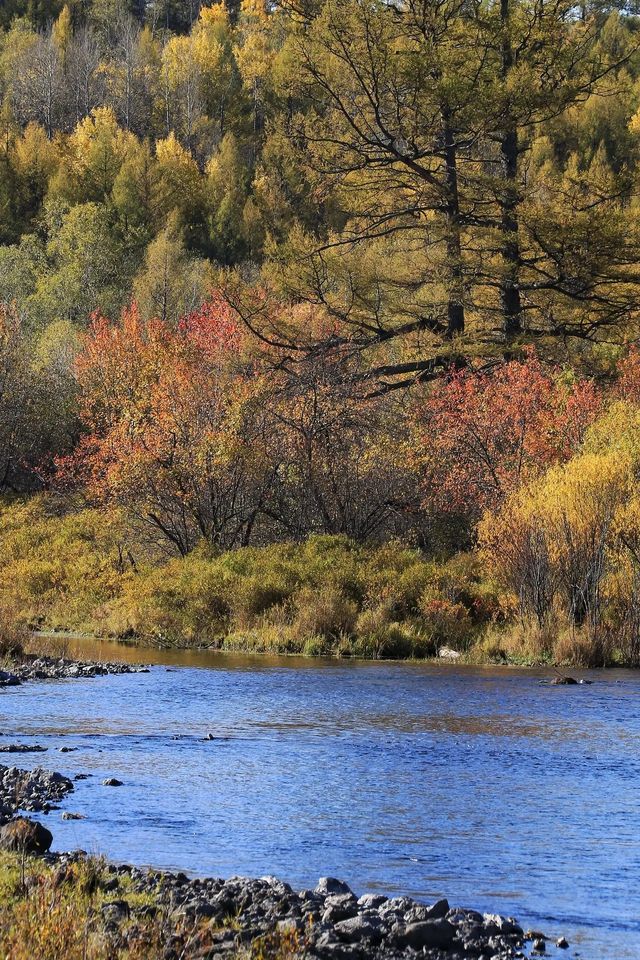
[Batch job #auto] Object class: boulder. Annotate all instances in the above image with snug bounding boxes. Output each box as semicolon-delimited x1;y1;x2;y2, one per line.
438;646;461;660
322;893;358;922
102;778;123;787
0;817;52;854
395;919;456;950
101;900;131;923
0;671;20;687
357;893;387;910
427;897;450;918
334;915;383;943
315;877;353;896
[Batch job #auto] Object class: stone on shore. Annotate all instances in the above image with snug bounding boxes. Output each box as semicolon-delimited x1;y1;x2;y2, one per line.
0;817;52;853
438;646;461;661
315;877;353;896
0;764;74;821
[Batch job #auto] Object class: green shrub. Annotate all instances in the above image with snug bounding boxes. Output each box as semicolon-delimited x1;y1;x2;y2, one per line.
290;585;358;643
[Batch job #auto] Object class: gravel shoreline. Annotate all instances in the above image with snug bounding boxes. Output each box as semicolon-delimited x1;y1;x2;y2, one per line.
0;761;74;822
0;654;148;686
38;851;559;959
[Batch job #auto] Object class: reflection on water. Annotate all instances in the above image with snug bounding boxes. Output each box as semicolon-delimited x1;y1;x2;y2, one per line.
3;636;640;960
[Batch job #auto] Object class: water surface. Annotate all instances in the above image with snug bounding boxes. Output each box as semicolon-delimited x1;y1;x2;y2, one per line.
2;641;639;959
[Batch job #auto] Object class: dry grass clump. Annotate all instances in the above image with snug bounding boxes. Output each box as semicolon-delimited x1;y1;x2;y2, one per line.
0;853;302;960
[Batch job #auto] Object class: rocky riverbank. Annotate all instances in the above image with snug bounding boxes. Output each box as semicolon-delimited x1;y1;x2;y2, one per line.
0;840;566;959
0;762;74;823
0;654;149;686
0;755;568;958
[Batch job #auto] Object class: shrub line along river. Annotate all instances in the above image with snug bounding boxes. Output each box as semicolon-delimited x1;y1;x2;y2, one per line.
2;636;640;960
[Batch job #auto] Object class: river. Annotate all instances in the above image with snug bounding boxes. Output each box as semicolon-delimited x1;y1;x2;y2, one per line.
2;638;639;959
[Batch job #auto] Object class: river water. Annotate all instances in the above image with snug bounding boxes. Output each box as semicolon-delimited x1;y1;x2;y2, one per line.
2;639;639;959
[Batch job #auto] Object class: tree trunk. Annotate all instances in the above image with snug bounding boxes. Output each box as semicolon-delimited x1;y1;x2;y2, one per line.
499;0;522;336
442;107;465;338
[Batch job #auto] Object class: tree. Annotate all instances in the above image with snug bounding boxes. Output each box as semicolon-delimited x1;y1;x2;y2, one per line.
133;212;213;323
205;132;249;263
32;199;130;325
49;106;132;203
411;353;600;534
265;308;414;539
67;297;276;554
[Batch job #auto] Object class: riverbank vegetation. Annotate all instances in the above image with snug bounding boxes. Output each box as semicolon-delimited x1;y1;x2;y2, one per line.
0;851;300;960
2;0;640;665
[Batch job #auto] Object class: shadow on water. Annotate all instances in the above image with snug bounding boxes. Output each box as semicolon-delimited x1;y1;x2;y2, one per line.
4;634;640;960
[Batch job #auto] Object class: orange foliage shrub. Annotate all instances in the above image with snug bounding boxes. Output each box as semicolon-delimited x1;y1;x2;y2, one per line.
60;295;273;554
411;353;601;527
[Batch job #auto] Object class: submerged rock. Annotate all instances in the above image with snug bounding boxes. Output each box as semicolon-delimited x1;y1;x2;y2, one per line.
0;670;21;687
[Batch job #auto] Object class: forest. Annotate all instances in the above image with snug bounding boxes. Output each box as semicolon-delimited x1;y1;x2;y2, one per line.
2;0;640;664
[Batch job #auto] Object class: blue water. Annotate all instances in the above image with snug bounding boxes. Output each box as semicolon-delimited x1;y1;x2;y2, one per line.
2;644;639;959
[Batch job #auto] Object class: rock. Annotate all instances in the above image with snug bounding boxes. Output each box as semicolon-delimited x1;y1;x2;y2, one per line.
69;862;532;960
0;817;53;854
0;671;21;687
74;773;91;780
315;877;353;897
438;646;461;660
5;655;144;686
101;900;131;923
59;747;77;753
0;744;47;753
550;675;578;685
533;937;547;952
102;778;123;787
426;897;450;919
557;936;570;948
61;812;85;820
334;915;383;943
357;894;387;910
322;893;358;923
0;763;73;816
395;919;456;950
483;912;523;935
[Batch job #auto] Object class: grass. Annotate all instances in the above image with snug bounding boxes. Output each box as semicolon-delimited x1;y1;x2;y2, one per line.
0;851;301;960
0;496;504;660
0;494;630;667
